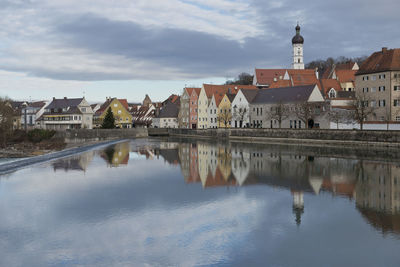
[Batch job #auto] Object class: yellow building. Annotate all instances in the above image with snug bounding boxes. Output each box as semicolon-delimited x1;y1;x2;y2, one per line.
217;94;235;128
94;98;133;128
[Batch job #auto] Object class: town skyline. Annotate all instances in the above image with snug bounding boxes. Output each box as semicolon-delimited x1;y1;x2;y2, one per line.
1;0;399;102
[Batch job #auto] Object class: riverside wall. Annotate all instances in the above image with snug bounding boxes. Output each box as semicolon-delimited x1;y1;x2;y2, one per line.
55;128;148;144
159;128;400;147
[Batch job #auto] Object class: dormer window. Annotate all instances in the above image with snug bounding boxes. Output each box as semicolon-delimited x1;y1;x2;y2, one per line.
329;88;336;98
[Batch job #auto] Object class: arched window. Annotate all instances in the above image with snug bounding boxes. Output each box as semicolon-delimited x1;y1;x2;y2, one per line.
329;88;336;98
298;58;301;63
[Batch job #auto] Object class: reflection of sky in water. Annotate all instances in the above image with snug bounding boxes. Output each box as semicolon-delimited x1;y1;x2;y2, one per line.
0;139;400;266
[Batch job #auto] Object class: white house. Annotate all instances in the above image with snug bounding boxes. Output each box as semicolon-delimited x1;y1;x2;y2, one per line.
231;89;259;128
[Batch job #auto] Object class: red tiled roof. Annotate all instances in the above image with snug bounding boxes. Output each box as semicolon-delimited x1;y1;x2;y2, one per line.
118;99;129;111
357;48;400;75
287;69;318;86
335;70;356;83
254;69;287;85
319;79;342;96
203;84;257;99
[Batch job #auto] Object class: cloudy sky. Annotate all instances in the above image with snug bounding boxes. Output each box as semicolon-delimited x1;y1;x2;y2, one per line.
0;0;399;103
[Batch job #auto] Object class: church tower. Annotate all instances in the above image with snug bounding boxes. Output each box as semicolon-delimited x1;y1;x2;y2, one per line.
292;23;304;69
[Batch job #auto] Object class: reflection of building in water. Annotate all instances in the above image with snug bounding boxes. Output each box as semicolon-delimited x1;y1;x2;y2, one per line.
231;147;250;186
160;142;179;150
178;143;191;182
100;142;130;167
137;147;155;160
356;162;400;214
218;145;232;181
204;167;237;188
355;161;400;235
52;151;94;172
189;143;200;183
292;190;304;226
198;143;210;184
158;148;180;165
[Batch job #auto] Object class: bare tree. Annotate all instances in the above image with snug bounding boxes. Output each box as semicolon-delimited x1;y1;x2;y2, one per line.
0;97;15;147
350;92;375;130
328;107;353;129
217;108;232;129
232;106;247;128
266;101;290;128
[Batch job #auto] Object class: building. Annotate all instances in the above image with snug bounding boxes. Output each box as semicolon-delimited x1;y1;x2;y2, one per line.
198;84;257;129
20;101;48;129
38;97;93;130
94;98;133;128
179;87;201;129
355;47;400;122
152;99;180;128
231;89;259;128
292;23;305;70
249;84;328;129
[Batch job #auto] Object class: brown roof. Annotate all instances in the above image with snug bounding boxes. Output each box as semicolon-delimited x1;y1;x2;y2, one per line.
335;69;356;83
336;61;357;70
254;69;287;85
118;99;129;111
203;84;257;99
287;69;319;87
185;87;201;96
357;48;400;75
319;79;342;96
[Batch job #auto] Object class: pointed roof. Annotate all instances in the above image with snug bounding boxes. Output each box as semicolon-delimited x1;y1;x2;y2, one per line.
240;89;259;103
185;87;201;96
157;101;179;118
203;84;257;98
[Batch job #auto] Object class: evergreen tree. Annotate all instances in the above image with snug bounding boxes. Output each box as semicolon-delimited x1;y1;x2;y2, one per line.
101;107;115;129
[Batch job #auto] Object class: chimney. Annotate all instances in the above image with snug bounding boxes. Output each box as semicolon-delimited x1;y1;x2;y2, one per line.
382;47;388;53
64;97;67;100
273;77;277;82
53;97;55;100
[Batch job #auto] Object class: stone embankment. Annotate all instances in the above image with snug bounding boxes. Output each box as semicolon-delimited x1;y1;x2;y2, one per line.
149;128;400;147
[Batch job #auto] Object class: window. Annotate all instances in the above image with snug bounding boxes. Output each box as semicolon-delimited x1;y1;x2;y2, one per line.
114;104;118;107
394;100;400;107
363;76;369;81
396;116;400;122
394;86;400;91
290;120;293;128
372;75;377;81
363;87;369;93
81;107;86;112
329;89;336;98
371;100;376;107
379;100;386;107
118;110;121;114
299;121;302;128
371;87;376;92
379;86;385;92
379;74;386;79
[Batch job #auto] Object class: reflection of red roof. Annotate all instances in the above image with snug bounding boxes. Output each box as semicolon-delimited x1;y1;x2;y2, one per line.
357;206;400;235
205;167;237;187
322;179;355;199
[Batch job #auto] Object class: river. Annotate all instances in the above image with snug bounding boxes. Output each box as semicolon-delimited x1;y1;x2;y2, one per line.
0;138;400;266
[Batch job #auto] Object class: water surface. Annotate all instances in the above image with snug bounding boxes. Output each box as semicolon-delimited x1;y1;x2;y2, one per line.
1;138;400;266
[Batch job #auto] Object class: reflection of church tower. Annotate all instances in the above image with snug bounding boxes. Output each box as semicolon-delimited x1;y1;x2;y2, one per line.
292;190;304;226
292;23;304;70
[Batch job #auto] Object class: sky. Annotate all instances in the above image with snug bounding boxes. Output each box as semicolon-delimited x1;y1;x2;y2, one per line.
0;0;399;103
